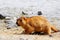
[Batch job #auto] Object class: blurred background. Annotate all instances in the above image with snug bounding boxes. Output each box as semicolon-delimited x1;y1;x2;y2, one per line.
0;0;60;28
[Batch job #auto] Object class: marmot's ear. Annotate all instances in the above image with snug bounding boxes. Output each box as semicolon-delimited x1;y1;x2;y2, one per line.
22;18;26;24
21;17;27;24
21;16;27;20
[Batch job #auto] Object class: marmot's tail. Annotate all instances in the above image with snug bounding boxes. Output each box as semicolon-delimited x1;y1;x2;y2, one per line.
51;26;58;32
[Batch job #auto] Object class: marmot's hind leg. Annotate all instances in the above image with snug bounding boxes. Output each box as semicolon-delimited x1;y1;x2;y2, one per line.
46;27;51;35
46;27;53;37
51;26;58;32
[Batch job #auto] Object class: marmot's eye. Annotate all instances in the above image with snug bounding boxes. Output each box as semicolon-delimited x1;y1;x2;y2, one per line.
20;19;22;21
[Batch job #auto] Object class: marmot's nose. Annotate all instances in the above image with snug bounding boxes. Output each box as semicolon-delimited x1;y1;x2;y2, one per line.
16;22;20;26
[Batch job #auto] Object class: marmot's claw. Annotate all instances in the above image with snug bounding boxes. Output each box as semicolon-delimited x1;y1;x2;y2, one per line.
7;27;11;29
49;35;53;37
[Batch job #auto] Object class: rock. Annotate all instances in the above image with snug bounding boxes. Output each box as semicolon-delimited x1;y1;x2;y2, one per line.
0;14;5;19
4;17;17;28
37;11;42;15
5;17;11;20
22;11;28;15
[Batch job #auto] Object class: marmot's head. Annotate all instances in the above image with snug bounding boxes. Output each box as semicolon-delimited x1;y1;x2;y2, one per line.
16;17;27;26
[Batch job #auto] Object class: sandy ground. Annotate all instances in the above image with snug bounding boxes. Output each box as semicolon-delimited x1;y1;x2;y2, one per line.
0;20;60;40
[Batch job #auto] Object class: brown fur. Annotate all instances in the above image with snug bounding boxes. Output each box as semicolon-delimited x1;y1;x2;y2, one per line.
16;16;58;35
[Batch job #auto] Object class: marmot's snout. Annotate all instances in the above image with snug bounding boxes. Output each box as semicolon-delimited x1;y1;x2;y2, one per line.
16;22;20;26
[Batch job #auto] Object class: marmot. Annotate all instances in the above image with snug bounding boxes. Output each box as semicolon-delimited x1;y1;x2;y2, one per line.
16;16;58;36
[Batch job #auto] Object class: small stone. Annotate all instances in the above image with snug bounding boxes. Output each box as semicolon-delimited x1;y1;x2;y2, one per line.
7;27;11;29
22;11;28;15
49;35;53;37
38;11;42;15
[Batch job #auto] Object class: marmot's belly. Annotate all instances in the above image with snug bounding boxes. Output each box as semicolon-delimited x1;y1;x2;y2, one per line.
35;26;46;32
